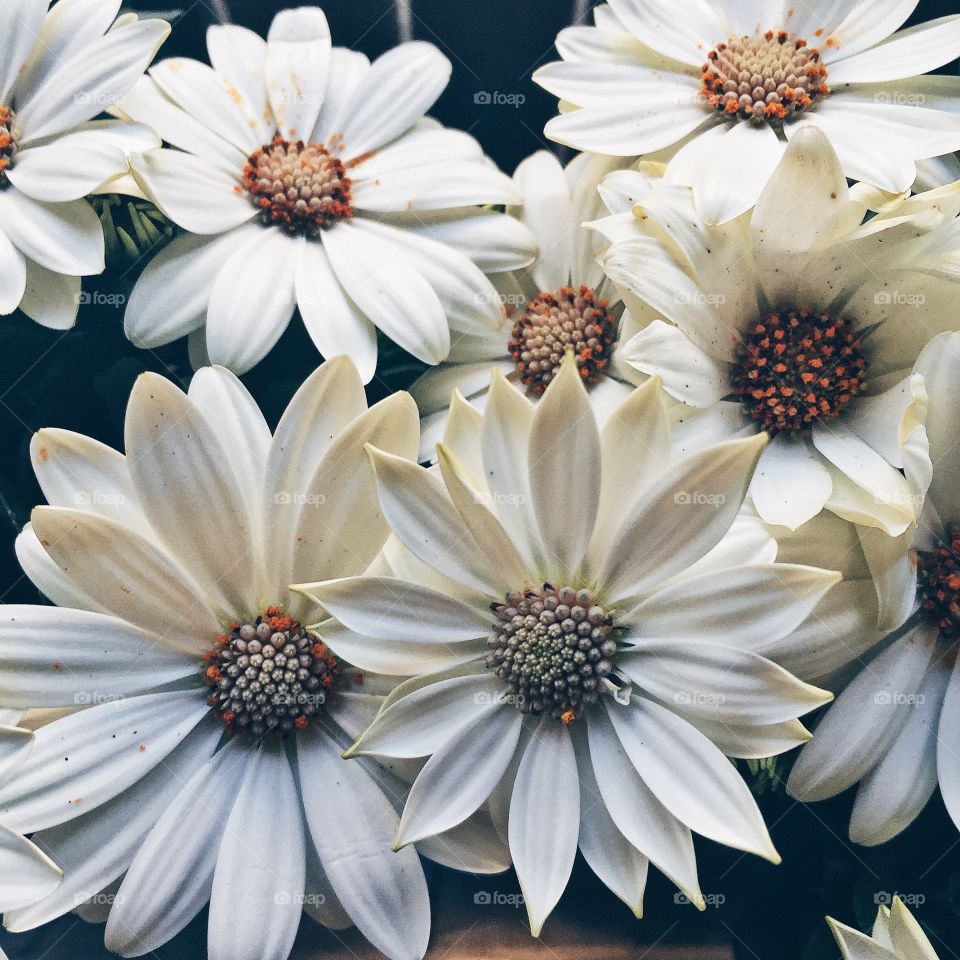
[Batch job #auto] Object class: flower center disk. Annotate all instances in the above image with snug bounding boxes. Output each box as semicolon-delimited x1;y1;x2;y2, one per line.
701;31;829;124
242;134;352;237
733;307;867;434
204;608;340;737
917;526;960;640
509;285;616;396
487;584;617;722
0;107;17;188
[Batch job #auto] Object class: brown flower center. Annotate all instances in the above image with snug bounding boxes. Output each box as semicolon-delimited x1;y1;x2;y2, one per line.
0;107;17;188
918;527;960;640
733;307;867;434
701;31;829;124
508;285;617;396
203;607;340;738
487;584;618;723
241;134;352;237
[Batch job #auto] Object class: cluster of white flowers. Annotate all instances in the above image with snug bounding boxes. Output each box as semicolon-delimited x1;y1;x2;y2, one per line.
0;1;959;958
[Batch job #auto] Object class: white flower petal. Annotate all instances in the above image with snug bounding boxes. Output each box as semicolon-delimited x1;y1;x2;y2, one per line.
368;447;508;596
824;0;918;62
509;720;579;936
124;224;256;349
851;663;948;846
828;16;960;84
132;149;254;235
353;160;518;211
749;434;833;531
298;577;488;643
529;355;601;578
265;7;330;141
149;58;261;153
0;604;198;707
0;227;26;315
0;0;52;103
298;728;430;960
295;241;377;383
322;221;449;364
0;824;61;913
315;619;484;676
118;76;244;172
3;717;220;933
620;320;727;407
545;102;711;156
285;394;420;590
598;434;767;602
208;743;305;960
206;24;271;145
17;19;170;142
105;741;249;955
0;191;103;276
339;43;451;157
788;625;938;801
350;674;506;759
397;705;522;846
349;217;503;336
828;917;903;960
606;695;779;861
693;122;785;225
0;690;210;833
310;47;370;144
205;227;297;375
585;706;702;904
124;373;255;615
29;506;222;655
574;737;648;917
618;639;831;725
6;129;129;202
606;0;723;65
19;257;79;330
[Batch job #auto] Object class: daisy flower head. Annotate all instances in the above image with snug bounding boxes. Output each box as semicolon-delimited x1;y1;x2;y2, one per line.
786;333;960;848
0;358;504;960
829;896;940;960
295;355;859;936
598;126;957;535
411;148;648;462
117;6;534;381
0;0;168;328
534;0;960;224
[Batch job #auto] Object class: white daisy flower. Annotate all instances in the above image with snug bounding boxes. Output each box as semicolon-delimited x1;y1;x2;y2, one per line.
116;6;534;381
786;333;960;848
599;127;955;534
829;897;940;960
410;148;648;462
0;359;505;960
0;0;168;328
534;0;960;223
295;355;856;936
